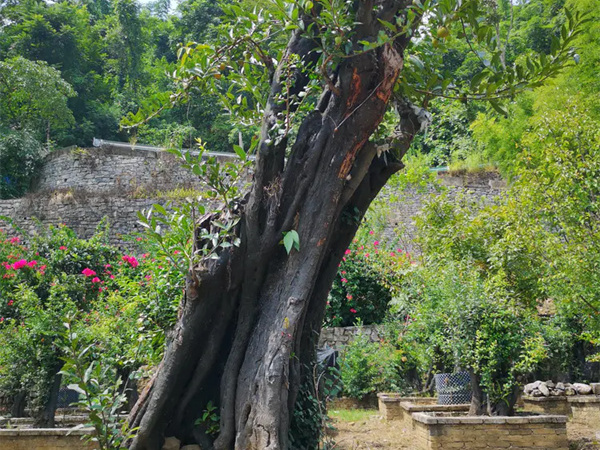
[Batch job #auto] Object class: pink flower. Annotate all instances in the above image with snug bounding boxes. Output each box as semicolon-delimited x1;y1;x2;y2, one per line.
0;318;4;323
145;275;152;281
346;294;353;300
390;251;396;257
91;277;101;283
27;260;37;267
369;230;374;235
341;271;346;275
359;245;364;250
11;259;27;270
350;308;357;313
374;240;379;246
122;255;139;268
104;264;111;269
9;237;19;244
341;278;348;283
110;275;115;279
136;237;143;242
344;249;351;255
173;250;180;255
365;253;370;258
59;246;67;251
82;268;96;277
1;262;10;270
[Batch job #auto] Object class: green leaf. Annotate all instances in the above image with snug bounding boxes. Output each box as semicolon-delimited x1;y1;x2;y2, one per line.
489;100;508;117
283;230;300;254
232;145;247;160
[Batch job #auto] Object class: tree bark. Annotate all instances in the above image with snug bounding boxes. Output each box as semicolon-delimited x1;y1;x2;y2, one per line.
33;366;62;428
469;371;520;416
129;3;424;449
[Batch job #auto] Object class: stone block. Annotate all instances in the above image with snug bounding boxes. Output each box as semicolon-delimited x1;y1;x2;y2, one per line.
162;436;181;450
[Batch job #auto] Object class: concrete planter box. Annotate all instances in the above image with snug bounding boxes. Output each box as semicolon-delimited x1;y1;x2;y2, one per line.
376;394;468;423
568;395;600;435
522;395;572;416
0;427;97;450
523;394;600;437
411;412;569;450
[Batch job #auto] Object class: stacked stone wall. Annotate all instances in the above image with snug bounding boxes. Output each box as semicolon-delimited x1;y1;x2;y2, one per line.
0;146;505;249
318;325;381;349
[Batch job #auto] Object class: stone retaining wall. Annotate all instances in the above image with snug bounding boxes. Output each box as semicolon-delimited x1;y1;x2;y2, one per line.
0;146;506;249
0;428;97;450
411;413;569;450
318;325;381;349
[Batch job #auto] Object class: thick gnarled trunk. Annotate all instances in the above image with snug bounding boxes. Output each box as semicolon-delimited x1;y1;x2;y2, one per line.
129;3;422;449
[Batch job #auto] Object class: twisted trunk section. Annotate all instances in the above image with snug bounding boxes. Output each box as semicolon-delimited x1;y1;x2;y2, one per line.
129;3;424;449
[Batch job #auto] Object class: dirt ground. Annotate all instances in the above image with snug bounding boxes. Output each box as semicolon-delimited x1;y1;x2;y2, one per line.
327;409;412;449
328;409;600;450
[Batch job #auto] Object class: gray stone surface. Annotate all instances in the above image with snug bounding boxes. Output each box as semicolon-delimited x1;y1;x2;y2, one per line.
0;146;506;252
573;383;592;395
318;325;381;349
162;436;181;450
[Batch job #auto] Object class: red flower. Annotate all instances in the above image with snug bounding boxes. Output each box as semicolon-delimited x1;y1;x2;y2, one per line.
7;300;13;306
82;268;96;277
346;294;353;300
27;260;37;267
59;246;67;251
350;308;357;313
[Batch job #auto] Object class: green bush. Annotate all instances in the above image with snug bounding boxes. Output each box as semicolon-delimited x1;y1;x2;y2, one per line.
0;130;43;199
339;332;411;400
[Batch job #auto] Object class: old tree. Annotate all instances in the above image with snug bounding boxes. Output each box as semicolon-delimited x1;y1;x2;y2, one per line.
127;0;581;448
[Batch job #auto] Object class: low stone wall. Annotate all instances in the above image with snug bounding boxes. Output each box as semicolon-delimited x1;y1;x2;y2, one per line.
318;325;381;349
377;394;437;420
522;395;572;416
411;413;569;450
568;396;600;435
0;428;96;450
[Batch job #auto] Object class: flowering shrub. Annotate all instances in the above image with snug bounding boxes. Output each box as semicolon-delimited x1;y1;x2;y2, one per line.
0;222;184;422
324;233;410;327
